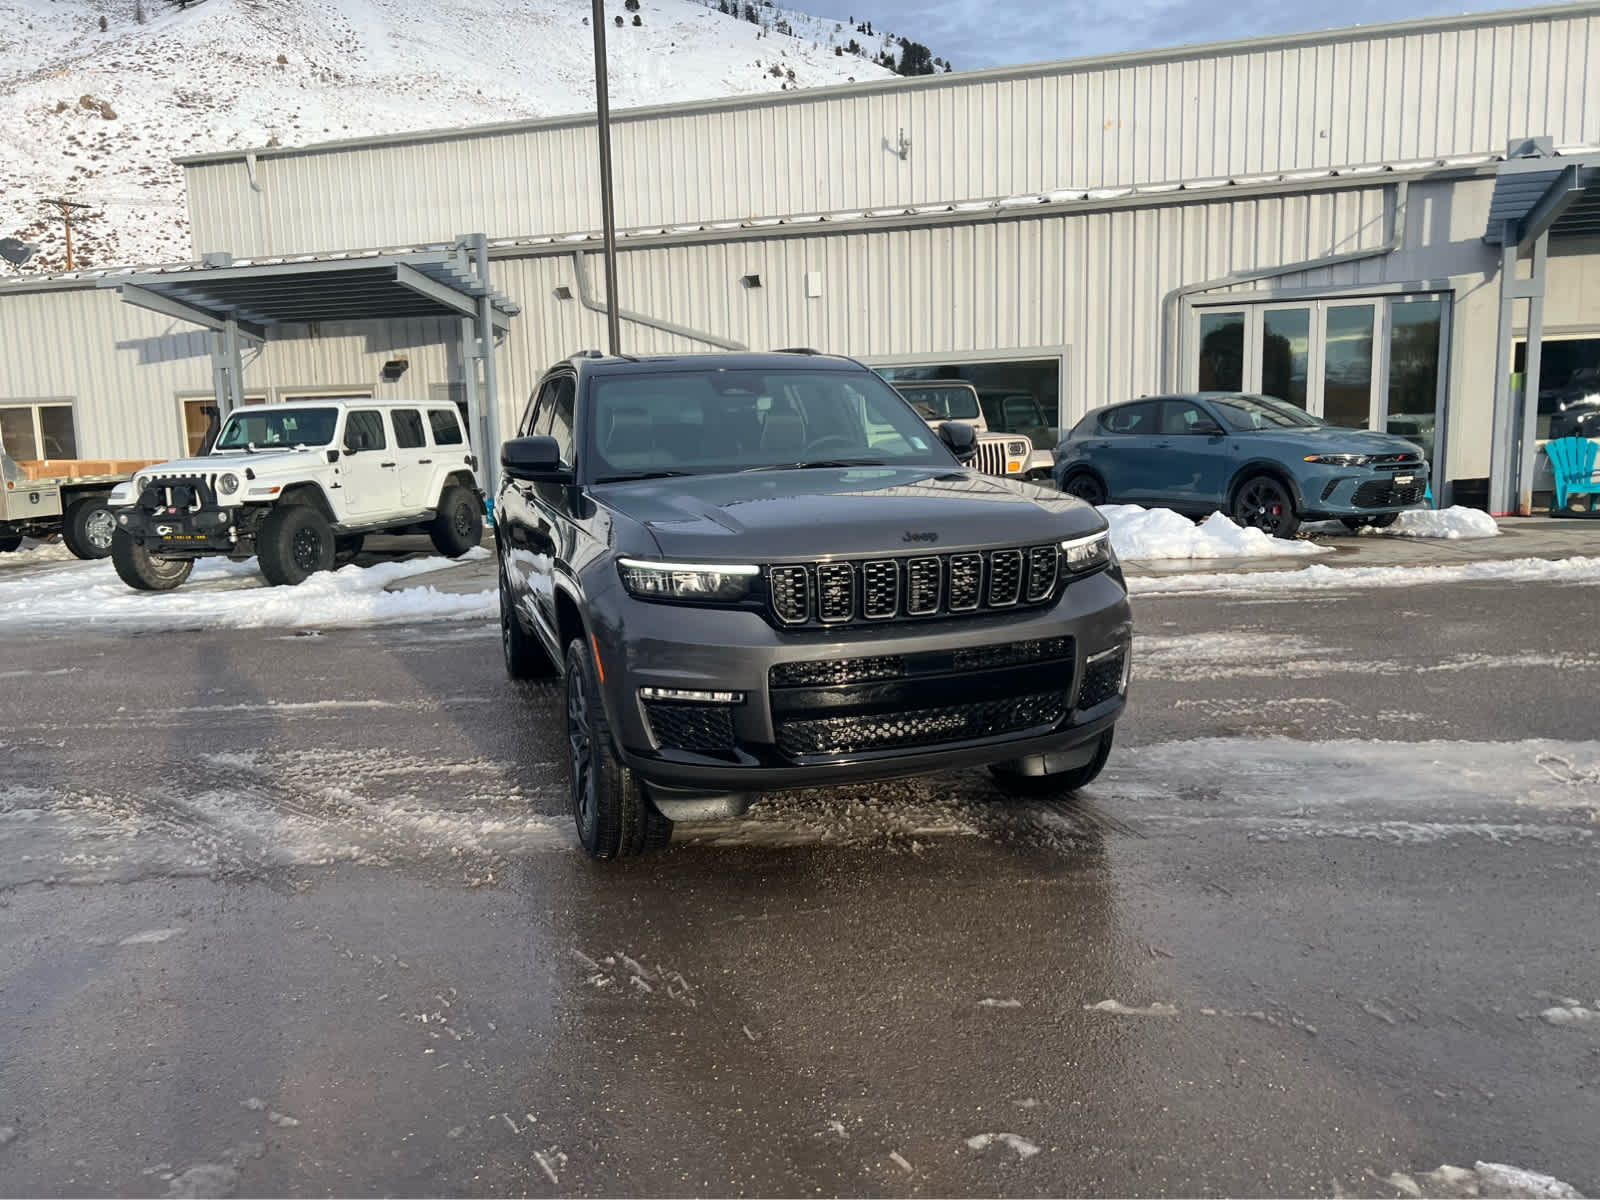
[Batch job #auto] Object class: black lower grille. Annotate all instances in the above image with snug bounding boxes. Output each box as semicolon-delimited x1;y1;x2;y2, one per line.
643;701;736;752
1353;479;1425;508
770;636;1073;688
1076;646;1127;709
776;690;1070;757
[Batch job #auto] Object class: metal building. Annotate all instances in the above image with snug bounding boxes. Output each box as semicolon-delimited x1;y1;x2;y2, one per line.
2;1;1596;512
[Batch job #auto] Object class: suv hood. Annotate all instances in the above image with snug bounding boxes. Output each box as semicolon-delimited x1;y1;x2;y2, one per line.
597;466;1104;560
1267;426;1426;457
140;449;323;477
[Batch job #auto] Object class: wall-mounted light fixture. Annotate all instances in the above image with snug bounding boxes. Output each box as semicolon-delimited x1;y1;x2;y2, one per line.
740;273;762;289
553;285;574;300
380;358;409;382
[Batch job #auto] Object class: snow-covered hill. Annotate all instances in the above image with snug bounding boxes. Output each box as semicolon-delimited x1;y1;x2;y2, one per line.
0;0;901;272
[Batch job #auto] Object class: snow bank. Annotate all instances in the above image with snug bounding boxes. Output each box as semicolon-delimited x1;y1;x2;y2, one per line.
0;550;494;632
1385;506;1501;538
1129;555;1600;596
1099;505;1329;561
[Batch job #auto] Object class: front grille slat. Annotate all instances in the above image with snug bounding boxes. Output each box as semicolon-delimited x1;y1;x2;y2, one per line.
1026;545;1058;601
816;562;855;623
861;560;899;620
948;553;982;612
906;557;941;615
988;549;1022;606
976;441;1007;476
769;565;810;625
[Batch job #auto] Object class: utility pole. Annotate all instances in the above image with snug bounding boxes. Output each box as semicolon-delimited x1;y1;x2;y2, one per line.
589;0;622;356
43;198;93;270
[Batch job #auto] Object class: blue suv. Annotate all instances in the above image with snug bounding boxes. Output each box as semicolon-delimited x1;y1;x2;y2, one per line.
1053;393;1429;538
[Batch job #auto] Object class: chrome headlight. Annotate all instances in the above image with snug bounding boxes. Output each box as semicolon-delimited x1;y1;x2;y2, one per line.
617;558;759;603
134;475;150;493
217;472;241;496
1060;531;1112;574
1303;454;1372;467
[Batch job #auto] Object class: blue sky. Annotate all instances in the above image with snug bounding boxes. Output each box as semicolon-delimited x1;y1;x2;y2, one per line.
845;0;1552;70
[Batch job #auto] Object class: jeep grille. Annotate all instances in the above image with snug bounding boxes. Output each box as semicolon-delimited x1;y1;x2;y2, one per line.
765;546;1061;627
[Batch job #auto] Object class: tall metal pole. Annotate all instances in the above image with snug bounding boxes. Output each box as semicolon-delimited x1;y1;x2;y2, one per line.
590;0;623;356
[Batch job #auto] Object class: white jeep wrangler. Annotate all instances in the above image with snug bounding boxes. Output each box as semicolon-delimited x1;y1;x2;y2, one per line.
107;399;484;591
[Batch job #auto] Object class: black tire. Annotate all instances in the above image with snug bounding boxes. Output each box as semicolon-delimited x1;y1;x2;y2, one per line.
500;558;557;680
111;529;194;592
989;729;1115;797
1060;469;1108;506
62;496;117;560
429;484;483;558
334;534;365;566
564;638;672;858
1231;473;1301;539
0;533;22;553
257;503;336;586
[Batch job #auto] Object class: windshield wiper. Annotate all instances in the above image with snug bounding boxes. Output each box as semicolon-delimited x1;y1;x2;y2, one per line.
742;459;886;472
594;470;696;483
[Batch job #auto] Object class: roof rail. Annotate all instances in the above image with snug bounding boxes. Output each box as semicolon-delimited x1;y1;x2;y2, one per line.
773;346;823;355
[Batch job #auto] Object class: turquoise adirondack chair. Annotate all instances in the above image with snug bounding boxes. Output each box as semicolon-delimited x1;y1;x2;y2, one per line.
1545;437;1600;513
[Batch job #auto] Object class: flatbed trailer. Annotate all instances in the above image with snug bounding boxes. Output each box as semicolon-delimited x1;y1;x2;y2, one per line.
1;451;160;559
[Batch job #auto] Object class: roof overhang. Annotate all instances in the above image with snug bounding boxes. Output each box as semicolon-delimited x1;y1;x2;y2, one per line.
93;250;520;336
1483;146;1600;248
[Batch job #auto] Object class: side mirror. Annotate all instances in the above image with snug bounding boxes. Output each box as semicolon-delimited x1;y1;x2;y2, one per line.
937;420;979;465
501;435;569;482
341;435;361;454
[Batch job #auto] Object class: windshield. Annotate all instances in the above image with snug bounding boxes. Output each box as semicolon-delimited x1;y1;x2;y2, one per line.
892;384;981;421
214;407;338;451
585;368;959;481
1209;394;1324;432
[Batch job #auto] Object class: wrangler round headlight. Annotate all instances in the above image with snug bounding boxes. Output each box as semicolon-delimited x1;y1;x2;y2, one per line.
134;475;149;493
218;472;241;496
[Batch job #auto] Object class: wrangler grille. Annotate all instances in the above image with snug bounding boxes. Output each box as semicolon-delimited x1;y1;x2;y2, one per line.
775;690;1071;757
975;440;1007;477
765;547;1061;627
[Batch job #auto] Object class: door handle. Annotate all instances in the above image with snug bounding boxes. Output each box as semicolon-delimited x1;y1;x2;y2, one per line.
380;461;397;468
417;458;432;465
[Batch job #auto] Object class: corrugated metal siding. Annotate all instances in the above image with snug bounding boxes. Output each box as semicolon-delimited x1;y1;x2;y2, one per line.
0;287;213;458
185;9;1599;258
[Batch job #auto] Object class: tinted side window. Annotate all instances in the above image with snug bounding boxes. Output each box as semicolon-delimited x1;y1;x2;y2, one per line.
531;381;559;438
518;387;540;436
547;377;576;467
1098;402;1159;435
344;410;388;451
1161;401;1216;435
428;409;464;446
392;409;426;449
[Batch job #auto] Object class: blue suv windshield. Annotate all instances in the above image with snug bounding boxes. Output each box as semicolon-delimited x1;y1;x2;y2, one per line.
585;368;959;480
1209;394;1324;432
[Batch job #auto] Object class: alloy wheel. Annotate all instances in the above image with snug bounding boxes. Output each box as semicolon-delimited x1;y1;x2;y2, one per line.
292;526;323;572
1237;478;1290;535
567;663;596;832
85;507;117;551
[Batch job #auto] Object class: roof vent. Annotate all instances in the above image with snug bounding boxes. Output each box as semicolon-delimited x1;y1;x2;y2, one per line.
201;251;234;268
1505;136;1555;160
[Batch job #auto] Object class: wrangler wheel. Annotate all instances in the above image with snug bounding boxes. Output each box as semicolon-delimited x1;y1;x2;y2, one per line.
111;529;194;592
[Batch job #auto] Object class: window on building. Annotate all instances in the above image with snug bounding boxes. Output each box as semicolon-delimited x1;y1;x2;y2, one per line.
391;409;427;449
1323;304;1376;429
1197;312;1245;391
0;401;76;461
874;358;1061;450
1516;335;1600;442
1261;308;1311;410
179;396;268;455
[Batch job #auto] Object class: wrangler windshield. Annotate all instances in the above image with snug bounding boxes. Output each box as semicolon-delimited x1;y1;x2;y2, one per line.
893;384;981;421
585;369;959;481
214;408;339;451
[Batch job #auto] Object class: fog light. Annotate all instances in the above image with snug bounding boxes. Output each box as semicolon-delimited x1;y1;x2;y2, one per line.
117;513;129;525
638;687;745;704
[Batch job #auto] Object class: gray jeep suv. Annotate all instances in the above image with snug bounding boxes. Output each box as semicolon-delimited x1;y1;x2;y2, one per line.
496;351;1132;858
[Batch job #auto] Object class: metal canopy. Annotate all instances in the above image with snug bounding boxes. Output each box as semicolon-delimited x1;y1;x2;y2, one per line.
93;250;520;335
1483;145;1600;247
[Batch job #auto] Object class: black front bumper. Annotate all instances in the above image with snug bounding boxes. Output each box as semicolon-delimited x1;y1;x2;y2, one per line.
118;482;239;556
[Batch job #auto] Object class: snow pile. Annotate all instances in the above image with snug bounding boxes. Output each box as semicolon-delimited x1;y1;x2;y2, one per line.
1363;506;1501;539
0;0;897;270
1099;504;1329;561
1383;1162;1585;1199
0;550;494;632
1128;555;1600;596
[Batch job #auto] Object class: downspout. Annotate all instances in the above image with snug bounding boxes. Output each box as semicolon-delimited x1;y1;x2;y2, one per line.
1162;180;1409;391
569;251;747;351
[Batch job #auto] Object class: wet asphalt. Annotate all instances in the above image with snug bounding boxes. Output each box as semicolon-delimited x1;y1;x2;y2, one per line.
1;574;1599;1198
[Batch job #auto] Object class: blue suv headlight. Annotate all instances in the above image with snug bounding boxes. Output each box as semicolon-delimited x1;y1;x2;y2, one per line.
1303;454;1373;467
618;558;759;603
